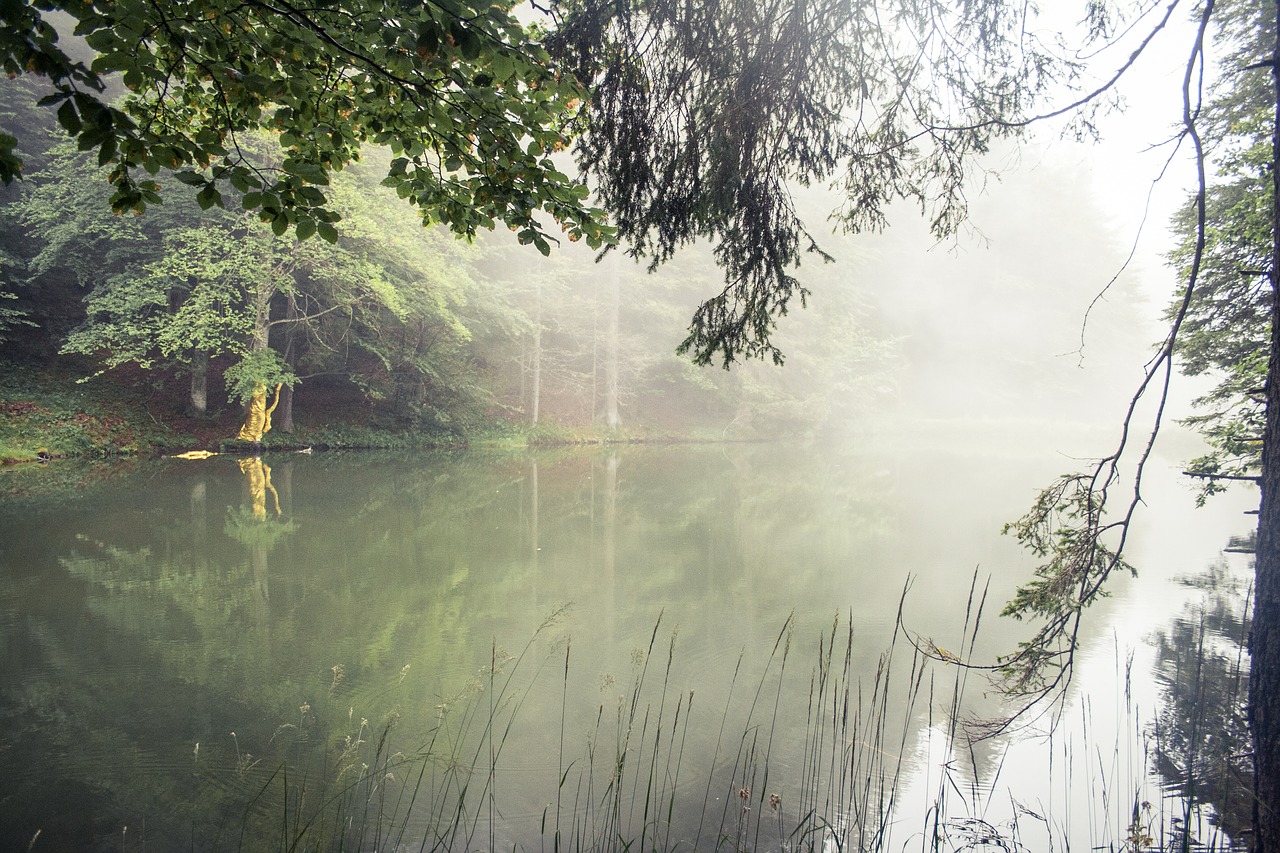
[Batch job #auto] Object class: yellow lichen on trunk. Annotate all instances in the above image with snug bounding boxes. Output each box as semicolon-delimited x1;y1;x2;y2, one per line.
237;383;283;443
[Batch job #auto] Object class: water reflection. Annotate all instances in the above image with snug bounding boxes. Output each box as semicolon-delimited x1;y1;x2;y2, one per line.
1152;559;1254;850
226;457;297;621
0;440;1254;850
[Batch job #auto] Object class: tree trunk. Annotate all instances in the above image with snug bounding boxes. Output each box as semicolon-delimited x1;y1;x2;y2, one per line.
278;295;300;433
1253;3;1280;846
189;349;208;416
601;451;618;640
530;276;542;426
236;282;275;441
237;383;283;442
604;255;620;432
590;291;599;425
278;385;294;434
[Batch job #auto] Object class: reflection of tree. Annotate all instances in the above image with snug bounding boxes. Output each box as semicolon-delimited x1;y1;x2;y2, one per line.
237;457;281;521
1;445;913;849
224;505;297;553
1151;559;1253;846
226;457;297;617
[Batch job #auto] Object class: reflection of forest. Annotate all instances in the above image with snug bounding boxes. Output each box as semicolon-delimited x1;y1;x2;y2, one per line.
0;443;1085;850
1152;559;1254;849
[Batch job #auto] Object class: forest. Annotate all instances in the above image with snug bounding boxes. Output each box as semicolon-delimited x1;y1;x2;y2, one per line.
0;75;1142;455
0;83;890;449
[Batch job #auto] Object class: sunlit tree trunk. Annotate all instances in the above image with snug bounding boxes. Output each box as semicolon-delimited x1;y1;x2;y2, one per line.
236;280;276;442
1255;3;1280;846
237;383;282;443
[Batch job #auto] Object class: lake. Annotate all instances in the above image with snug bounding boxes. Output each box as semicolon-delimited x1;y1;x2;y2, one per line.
0;425;1257;851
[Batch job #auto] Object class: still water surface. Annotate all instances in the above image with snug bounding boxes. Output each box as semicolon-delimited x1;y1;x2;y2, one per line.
0;430;1256;851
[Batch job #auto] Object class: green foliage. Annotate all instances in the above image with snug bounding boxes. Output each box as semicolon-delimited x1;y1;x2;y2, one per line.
0;0;610;253
548;0;1102;364
1166;0;1274;498
1000;473;1134;694
222;349;296;405
0;278;31;341
3;127;506;429
60;224;266;377
0;0;1147;368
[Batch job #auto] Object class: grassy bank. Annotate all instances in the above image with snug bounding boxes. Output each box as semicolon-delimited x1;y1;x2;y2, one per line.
0;366;193;463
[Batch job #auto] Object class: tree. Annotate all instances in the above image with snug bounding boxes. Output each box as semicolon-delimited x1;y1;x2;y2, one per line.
988;2;1280;847
2;0;1124;369
544;0;1113;365
7;140;245;412
6;135;486;431
1166;0;1274;500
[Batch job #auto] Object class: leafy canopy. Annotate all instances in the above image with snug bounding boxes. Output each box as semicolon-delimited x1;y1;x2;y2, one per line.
0;0;609;252
1166;0;1275;498
3;0;1143;367
545;0;1114;364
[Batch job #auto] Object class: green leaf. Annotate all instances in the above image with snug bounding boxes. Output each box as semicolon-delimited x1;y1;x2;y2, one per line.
97;136;117;166
458;28;481;60
196;184;221;210
56;100;81;135
416;26;439;55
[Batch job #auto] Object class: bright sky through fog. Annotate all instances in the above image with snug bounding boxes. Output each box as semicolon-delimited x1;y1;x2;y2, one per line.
1020;0;1211;298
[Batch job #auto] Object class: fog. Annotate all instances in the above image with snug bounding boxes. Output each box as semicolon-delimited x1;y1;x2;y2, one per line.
478;134;1191;462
